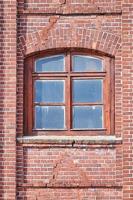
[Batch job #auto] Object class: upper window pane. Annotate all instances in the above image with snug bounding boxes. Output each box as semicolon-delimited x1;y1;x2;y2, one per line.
72;55;103;72
35;55;65;72
73;79;103;103
35;80;65;103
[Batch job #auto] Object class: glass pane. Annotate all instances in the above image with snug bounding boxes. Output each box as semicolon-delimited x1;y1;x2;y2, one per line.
72;55;103;72
35;80;65;103
35;106;65;129
35;55;65;72
73;106;103;129
73;79;103;103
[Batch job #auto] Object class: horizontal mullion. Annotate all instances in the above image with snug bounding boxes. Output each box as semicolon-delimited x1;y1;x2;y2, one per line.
70;128;106;131
70;72;106;77
32;72;68;78
33;77;67;81
32;129;107;135
72;102;103;106
34;102;66;106
32;72;106;78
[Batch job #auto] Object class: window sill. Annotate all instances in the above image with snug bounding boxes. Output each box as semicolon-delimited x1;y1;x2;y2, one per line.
17;135;122;145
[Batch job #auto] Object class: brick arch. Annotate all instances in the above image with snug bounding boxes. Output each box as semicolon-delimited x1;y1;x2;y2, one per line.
18;27;121;56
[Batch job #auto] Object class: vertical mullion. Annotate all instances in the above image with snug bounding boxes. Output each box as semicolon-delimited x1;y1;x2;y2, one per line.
66;51;71;132
101;78;104;129
26;56;33;135
110;57;115;134
24;58;29;135
104;57;111;134
33;78;35;130
64;77;67;130
32;57;36;131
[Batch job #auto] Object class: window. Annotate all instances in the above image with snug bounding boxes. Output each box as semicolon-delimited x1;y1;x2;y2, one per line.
24;50;114;135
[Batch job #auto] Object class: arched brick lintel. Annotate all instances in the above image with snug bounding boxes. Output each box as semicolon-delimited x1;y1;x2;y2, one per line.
18;27;121;57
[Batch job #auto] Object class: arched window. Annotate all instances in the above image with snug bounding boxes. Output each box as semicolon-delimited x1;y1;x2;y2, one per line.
24;50;114;135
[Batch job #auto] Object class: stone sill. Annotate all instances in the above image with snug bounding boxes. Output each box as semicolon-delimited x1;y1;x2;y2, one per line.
17;135;122;145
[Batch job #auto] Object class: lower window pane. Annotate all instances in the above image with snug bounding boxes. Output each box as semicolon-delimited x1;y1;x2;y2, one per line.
35;106;65;130
73;106;103;129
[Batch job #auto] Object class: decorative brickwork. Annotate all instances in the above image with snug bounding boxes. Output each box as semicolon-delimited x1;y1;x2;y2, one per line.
18;25;121;56
18;146;122;187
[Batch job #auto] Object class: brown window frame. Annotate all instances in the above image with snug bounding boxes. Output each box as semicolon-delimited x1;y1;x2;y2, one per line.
24;50;115;136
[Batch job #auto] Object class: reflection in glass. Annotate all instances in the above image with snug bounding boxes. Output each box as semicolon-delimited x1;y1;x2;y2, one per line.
73;79;102;103
35;106;65;129
73;55;103;72
35;55;65;72
35;80;65;103
73;106;103;129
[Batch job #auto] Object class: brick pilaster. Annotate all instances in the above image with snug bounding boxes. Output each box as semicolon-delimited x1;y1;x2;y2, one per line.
122;1;133;199
0;0;17;199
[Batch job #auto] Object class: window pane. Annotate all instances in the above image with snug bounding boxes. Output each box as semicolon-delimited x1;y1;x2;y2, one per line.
35;106;65;129
73;79;103;103
72;55;103;72
35;55;65;72
73;106;103;129
35;80;65;103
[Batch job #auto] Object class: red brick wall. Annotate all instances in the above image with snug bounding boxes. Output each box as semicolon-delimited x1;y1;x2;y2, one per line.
24;0;121;12
122;1;133;200
17;188;122;200
0;0;17;199
0;0;133;199
19;146;122;187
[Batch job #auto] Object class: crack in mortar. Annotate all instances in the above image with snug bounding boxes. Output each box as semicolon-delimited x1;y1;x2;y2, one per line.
41;15;60;41
60;0;67;5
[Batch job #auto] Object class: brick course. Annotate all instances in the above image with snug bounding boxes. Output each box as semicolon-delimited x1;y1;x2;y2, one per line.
0;0;133;199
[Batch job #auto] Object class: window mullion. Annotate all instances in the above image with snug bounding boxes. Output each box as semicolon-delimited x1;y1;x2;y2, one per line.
72;103;103;106
66;52;71;131
104;57;111;134
70;72;106;77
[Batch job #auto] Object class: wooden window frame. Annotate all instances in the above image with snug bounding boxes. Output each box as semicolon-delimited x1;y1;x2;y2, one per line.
24;50;115;136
